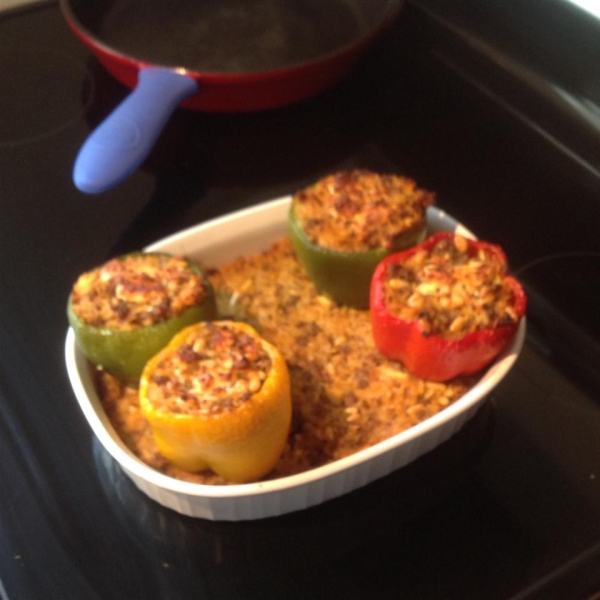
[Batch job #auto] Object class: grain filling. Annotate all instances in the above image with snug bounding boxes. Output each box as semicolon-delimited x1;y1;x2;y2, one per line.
71;254;209;331
383;234;519;339
96;238;476;484
146;322;273;416
293;169;434;252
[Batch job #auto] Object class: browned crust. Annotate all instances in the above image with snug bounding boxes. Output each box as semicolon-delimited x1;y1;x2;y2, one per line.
292;170;435;252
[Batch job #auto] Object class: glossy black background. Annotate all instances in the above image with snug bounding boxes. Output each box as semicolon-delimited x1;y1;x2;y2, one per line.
1;2;599;599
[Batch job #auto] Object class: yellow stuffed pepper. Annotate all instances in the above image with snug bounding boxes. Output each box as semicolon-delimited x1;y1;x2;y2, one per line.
140;321;292;483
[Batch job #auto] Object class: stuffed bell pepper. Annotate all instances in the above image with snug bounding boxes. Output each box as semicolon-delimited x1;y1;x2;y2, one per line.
289;170;434;309
139;321;292;483
68;252;217;379
370;232;526;381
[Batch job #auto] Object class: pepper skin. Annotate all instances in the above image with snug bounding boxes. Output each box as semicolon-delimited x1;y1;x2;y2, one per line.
67;253;217;379
370;233;527;381
139;321;292;483
288;204;426;309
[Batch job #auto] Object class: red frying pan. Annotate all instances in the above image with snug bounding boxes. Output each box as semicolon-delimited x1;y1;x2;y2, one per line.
60;0;403;194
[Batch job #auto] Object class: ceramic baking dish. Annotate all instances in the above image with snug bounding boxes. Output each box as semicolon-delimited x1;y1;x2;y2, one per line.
65;196;525;521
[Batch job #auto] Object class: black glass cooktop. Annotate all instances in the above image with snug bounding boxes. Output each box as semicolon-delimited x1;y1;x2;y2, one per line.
1;2;599;599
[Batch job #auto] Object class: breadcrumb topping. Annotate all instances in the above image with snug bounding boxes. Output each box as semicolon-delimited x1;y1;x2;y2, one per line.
146;322;272;416
71;254;209;331
292;170;434;252
383;235;519;340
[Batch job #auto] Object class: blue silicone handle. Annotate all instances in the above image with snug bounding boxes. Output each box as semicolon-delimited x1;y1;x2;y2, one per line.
73;67;199;194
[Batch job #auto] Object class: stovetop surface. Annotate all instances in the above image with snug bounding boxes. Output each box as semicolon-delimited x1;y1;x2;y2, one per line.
1;3;599;599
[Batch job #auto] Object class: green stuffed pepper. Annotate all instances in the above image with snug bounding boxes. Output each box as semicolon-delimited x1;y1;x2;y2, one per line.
67;252;217;379
289;170;434;309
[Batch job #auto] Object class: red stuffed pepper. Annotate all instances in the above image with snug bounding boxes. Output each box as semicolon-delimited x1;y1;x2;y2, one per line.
370;232;526;381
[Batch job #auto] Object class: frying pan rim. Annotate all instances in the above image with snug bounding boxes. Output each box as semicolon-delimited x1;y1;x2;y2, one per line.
59;0;404;81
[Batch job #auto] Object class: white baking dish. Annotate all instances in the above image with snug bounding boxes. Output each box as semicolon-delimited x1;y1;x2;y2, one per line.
65;196;525;521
